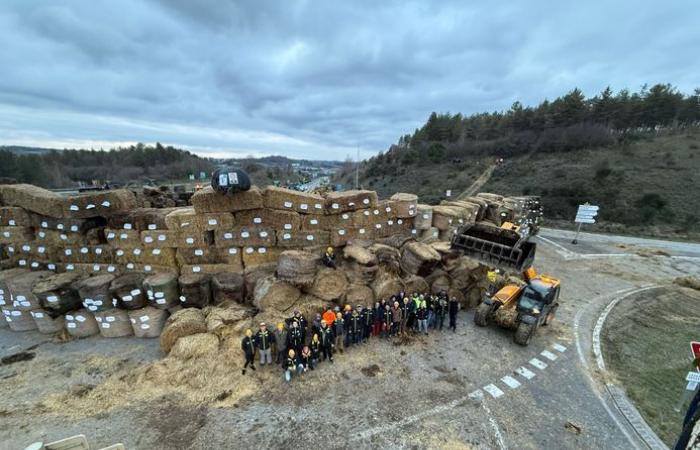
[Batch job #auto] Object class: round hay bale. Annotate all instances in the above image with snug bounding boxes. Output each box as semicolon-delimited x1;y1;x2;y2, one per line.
308;268;348;302
343;245;377;266
128;306;169;338
65;309;99;338
431;206;461;231
369;244;401;273
144;272;179;310
178;273;212;308
2;306;38;331
430;275;451;295
276;250;319;287
211;272;245;305
376;234;415;250
295;294;328;320
160;308;207;353
30;309;65;334
243;263;276;305
253;280;301;313
110;273;147;310
76;274;115;313
202;304;251;335
169;332;220;360
345;283;374;306
389;193;418;218
94;309;133;338
400;242;441;276
414;204;433;230
371;270;404;301
33;272;82;315
345;262;379;284
403;275;429;295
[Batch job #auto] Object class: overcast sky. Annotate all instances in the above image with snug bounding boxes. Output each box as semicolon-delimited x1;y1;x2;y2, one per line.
1;1;698;160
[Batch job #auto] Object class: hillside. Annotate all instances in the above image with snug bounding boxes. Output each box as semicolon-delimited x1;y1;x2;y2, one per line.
339;84;700;239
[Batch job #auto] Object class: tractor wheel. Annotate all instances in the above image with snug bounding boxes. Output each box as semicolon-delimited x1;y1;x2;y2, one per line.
543;304;558;326
514;322;536;346
474;303;492;327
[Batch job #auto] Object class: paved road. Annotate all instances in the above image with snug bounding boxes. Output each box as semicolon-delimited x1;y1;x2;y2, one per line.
1;230;698;449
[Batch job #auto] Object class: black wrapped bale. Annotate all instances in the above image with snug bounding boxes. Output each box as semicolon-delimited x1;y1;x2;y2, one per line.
77;274;115;313
33;272;83;315
144;272;179;310
211;272;245;304
178;273;212;308
109;273;147;310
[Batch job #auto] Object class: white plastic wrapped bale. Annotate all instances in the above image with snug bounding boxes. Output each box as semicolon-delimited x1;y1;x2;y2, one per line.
64;309;99;338
414;205;434;230
128;306;168;338
94;309;133;338
2;306;37;331
30;309;65;334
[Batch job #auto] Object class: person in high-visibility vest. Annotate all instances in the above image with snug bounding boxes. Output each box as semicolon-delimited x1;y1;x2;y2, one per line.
487;269;499;296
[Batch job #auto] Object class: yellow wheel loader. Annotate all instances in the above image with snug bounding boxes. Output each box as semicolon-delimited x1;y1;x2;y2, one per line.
473;268;560;346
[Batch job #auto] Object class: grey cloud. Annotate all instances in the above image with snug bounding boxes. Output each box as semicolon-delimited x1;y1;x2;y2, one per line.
0;0;698;160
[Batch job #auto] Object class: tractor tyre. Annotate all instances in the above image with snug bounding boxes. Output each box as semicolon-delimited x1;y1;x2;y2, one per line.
474;303;492;327
543;304;558;326
514;322;536;346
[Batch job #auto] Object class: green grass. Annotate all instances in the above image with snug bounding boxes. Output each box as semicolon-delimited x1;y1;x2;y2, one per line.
602;286;700;445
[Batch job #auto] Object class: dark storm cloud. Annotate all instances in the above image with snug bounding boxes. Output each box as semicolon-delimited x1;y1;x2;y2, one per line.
0;0;698;159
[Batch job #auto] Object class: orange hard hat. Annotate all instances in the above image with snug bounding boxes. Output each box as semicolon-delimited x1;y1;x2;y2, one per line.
323;310;336;325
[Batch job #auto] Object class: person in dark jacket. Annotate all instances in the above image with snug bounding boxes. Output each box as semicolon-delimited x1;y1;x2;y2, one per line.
333;312;345;353
436;294;447;331
255;322;275;366
382;304;393;338
391;301;402;336
348;308;362;346
318;320;334;362
372;302;382;337
273;322;288;364
322;247;336;268
448;295;459;332
408;294;418;331
241;329;256;375
288;310;308;343
283;349;303;382
303;343;316;371
400;297;410;335
287;320;304;354
311;313;322;339
416;303;428;335
361;305;373;343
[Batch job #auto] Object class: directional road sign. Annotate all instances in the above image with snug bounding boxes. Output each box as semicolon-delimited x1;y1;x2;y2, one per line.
578;204;600;212
575;204;599;224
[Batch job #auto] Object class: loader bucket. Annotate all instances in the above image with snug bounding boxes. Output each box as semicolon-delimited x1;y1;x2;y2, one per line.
450;223;536;272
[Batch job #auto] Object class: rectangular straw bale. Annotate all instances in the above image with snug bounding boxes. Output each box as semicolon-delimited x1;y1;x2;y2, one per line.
141;230;179;247
241;246;282;269
65;189;137;219
324;190;378;214
181;262;243;275
431;206;462;231
171;231;213;248
35;229;89;246
53;245;113;264
0;184;66;218
301;213;347;231
57;263;120;277
233;208;301;231
329;226;376;247
276;230;330;248
191;185;263;213
176;247;229;265
0;207;32;227
0;227;34;244
213;227;275;248
120;263;177;276
165;207;234;232
107;207;178;231
31;215;100;234
105;228;142;248
12;242;50;262
263;186;325;215
114;246;177;267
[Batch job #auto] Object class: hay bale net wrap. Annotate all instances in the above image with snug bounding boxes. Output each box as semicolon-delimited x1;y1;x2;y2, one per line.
160;307;207;353
400;241;441;276
253;278;301;313
324;190;378;214
191;186;263;213
33;272;83;315
2;306;38;331
144;272;179;309
178;273;212;308
211;272;245;304
65;309;99;338
262;186;325;215
30;309;65;334
94;308;133;338
109;273;147;310
128;306;168;338
276;250;319;287
309;267;348;302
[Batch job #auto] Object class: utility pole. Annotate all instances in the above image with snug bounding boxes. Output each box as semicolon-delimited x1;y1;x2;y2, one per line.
355;145;359;190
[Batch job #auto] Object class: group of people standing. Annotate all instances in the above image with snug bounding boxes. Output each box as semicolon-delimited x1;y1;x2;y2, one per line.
241;291;460;382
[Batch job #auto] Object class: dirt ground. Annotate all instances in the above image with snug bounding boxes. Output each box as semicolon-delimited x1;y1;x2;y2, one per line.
602;284;700;445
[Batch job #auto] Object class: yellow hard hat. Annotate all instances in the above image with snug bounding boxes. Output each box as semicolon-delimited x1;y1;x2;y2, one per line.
245;329;252;336
277;322;284;330
327;247;334;253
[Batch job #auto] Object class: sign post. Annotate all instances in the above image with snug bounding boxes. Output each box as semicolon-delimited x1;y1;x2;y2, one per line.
572;204;599;244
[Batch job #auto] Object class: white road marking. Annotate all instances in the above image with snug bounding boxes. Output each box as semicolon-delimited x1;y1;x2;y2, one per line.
468;389;484;400
529;358;548;370
552;343;567;352
516;366;536;379
482;401;508;450
541;350;558;361
501;375;521;389
483;384;505;398
536;236;577;259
